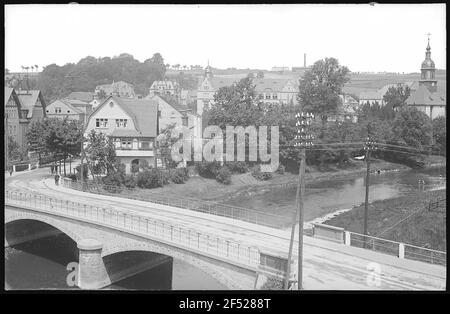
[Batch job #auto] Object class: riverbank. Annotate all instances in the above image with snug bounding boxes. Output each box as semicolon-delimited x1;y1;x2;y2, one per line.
139;158;412;202
325;189;446;251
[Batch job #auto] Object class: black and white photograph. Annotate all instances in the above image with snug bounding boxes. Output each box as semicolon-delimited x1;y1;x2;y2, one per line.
3;3;447;295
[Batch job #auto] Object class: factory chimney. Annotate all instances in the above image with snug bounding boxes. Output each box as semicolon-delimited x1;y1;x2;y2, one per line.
304;53;306;68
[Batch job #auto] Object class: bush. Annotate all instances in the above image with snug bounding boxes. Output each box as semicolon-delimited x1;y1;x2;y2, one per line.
123;175;136;188
260;277;283;290
251;165;272;181
170;168;189;184
226;161;249;173
215;167;232;185
66;174;77;182
102;172;125;192
196;161;221;178
275;164;285;174
137;169;168;189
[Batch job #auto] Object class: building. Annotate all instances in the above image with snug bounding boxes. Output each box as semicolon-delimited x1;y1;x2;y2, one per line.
148;80;180;98
5;88;46;157
358;90;383;106
271;66;290;72
327;94;360;123
406;38;446;119
5;87;29;149
84;96;158;174
45;99;88;122
196;64;299;115
148;94;202;142
94;81;136;99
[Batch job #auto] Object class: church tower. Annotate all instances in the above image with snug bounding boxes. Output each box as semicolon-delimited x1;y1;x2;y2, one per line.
419;36;437;93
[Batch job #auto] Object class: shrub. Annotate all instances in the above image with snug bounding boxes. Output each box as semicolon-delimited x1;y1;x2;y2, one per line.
251;165;273;181
196;161;221;178
170;168;189;184
66;174;77;182
226;161;249;173
123;175;136;188
102;172;125;192
260;277;283;290
137;169;168;189
275;164;285;174
215;166;232;185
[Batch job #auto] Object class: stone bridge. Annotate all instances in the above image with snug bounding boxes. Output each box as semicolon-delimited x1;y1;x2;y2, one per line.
5;192;277;290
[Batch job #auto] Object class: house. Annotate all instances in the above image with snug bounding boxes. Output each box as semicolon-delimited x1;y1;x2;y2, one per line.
16;89;46;124
5;87;29;150
46;99;87;122
358;90;383;106
406;38;446;119
196;64;299;115
84;96;158;174
94;81;136;99
5;88;46;157
148;94;202;142
148;80;180;98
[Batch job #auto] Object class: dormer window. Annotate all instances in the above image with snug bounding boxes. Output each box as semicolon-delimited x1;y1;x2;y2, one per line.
116;119;128;127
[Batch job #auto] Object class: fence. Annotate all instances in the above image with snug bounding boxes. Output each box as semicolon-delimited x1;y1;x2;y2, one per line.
428;198;446;213
344;230;446;266
5;189;261;270
61;179;290;229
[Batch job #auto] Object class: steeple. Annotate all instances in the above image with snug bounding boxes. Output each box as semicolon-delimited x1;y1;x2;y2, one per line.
419;34;437;93
205;60;213;79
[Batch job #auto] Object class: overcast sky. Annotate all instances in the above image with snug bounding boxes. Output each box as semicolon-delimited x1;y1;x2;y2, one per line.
5;3;446;73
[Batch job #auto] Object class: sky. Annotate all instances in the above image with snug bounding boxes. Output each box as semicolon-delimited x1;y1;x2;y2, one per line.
4;3;446;73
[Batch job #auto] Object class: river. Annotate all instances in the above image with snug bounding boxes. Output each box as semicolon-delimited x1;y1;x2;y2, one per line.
4;166;445;290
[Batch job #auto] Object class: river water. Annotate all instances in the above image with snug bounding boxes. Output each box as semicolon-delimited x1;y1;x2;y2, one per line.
4;166;445;290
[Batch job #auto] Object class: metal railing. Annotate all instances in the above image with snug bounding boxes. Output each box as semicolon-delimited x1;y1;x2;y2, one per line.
61;179;290;229
5;189;262;269
345;231;446;266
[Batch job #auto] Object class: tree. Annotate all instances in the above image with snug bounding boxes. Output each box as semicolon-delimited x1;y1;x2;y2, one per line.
256;71;264;79
432;116;446;155
207;77;265;128
157;123;181;168
27;120;49;163
85;130;117;178
383;85;411;111
299;57;350;121
392;107;432;151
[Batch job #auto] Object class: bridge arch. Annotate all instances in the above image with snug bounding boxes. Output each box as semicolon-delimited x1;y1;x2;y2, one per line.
5;214;82;244
102;240;256;290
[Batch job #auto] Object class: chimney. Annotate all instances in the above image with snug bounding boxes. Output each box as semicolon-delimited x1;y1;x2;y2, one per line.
304;53;306;68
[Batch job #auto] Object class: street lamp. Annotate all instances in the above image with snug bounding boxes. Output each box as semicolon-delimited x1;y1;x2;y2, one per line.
363;136;377;247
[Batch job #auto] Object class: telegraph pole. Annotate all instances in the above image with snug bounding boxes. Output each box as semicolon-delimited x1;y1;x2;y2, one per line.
363;135;377;247
284;111;314;290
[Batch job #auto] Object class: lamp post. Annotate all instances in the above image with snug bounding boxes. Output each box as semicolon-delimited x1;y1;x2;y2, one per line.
284;111;314;290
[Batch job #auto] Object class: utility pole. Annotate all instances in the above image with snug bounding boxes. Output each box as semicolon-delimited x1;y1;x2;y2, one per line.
284;111;314;290
363;135;377;247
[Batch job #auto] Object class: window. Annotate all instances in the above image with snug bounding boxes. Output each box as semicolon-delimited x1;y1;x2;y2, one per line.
272;93;278;100
182;116;188;126
121;140;132;149
67;110;70;113
55;107;62;113
265;94;271;99
140;141;151;149
116;119;128;127
96;118;108;128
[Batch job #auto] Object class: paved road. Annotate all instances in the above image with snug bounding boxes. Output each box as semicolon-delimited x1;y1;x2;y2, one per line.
5;167;446;290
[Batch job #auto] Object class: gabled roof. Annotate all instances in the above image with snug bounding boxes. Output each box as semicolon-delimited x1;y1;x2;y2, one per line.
67;91;94;103
406;85;446;106
92;96;158;137
16;90;46;119
4;88;23;114
359;90;382;100
5;87;14;105
49;99;83;114
157;94;190;113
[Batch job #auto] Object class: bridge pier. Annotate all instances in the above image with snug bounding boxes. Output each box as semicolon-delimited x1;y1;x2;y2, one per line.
77;239;109;290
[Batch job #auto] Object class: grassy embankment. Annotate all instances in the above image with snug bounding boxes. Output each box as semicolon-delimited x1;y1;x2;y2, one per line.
326;189;446;251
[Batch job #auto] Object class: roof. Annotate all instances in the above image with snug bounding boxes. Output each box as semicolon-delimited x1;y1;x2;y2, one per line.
67;92;94;103
16;90;45;119
359;90;382;100
406;85;446;106
110;129;142;137
50;99;83;114
5;87;13;104
157;94;189;113
204;77;298;93
66;98;90;107
93;96;158;137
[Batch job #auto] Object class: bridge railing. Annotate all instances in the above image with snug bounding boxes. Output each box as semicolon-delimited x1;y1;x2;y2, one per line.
61;179;290;229
344;230;446;266
5;189;262;270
